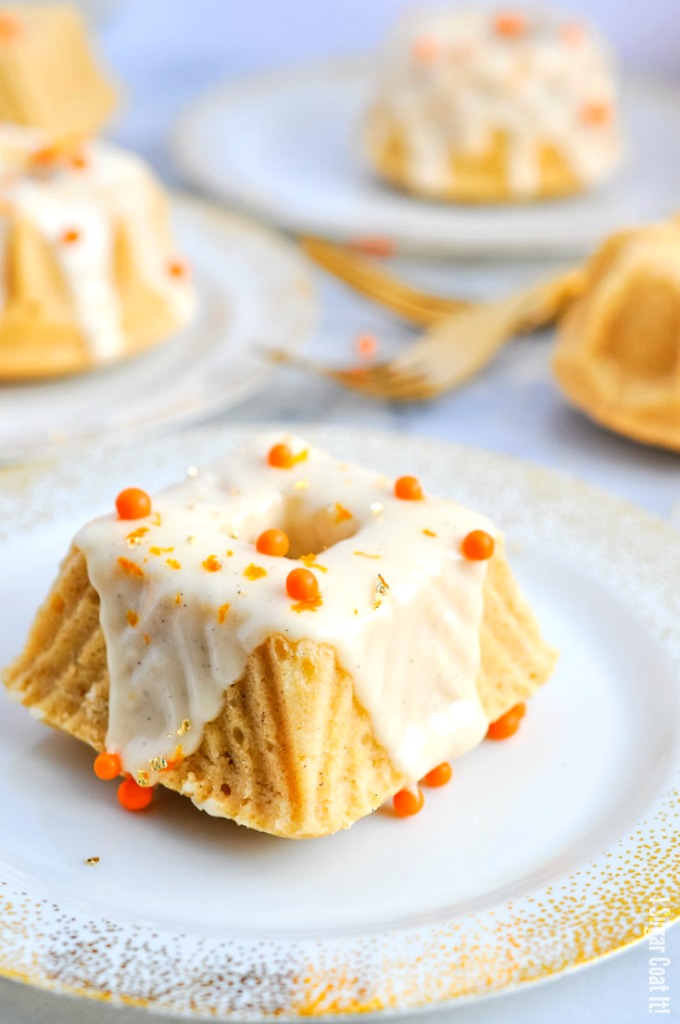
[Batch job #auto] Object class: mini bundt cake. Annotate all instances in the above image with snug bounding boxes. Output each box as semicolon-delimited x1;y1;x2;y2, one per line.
364;6;623;203
4;435;557;839
0;129;195;379
0;4;116;138
553;220;680;451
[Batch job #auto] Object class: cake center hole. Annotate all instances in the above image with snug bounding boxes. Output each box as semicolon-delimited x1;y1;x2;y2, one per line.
282;500;359;559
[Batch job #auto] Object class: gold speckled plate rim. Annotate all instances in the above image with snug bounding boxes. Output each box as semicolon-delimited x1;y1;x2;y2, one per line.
1;424;679;1020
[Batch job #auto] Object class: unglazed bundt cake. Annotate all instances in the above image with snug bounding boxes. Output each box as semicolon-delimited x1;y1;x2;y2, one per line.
0;129;195;378
553;220;680;451
364;6;623;203
4;435;557;839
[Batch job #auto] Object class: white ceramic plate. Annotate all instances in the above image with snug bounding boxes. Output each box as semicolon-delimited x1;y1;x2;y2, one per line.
0;196;316;463
173;59;680;257
1;425;679;1020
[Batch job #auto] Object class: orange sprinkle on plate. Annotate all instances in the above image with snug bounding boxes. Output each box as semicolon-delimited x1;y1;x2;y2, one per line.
118;777;154;812
422;762;452;787
393;787;424;817
487;702;527;740
93;752;121;781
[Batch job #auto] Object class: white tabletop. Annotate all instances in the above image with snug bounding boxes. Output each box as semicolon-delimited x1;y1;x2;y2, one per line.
3;1;679;1021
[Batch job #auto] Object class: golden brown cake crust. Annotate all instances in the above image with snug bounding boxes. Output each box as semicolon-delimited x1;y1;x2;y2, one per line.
4;544;556;838
366;123;583;205
553;223;680;451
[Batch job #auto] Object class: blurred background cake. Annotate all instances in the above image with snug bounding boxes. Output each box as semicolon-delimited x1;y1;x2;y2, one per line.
0;131;195;378
364;6;623;203
553;219;680;451
0;4;195;378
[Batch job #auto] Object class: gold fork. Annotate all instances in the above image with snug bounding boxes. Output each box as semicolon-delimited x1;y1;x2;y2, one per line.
268;267;585;401
301;236;472;326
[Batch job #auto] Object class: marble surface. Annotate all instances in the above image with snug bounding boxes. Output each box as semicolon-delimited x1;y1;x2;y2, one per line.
3;2;679;1021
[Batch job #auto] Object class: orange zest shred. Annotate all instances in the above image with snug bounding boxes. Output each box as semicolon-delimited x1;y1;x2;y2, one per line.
165;558;181;570
202;554;222;573
126;526;149;546
300;553;328;572
149;545;174;555
218;602;231;624
334;502;352;523
244;563;267;580
422;528;437;538
174;592;182;605
143;634;151;645
353;550;381;559
117;557;144;577
126;610;139;627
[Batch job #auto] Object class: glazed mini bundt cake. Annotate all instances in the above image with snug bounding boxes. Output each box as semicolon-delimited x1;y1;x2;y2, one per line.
553;219;680;451
0;129;195;379
0;4;116;138
364;6;623;203
4;435;557;839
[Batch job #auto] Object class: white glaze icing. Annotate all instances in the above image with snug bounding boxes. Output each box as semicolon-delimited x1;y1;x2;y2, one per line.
366;7;623;196
0;128;194;360
75;434;494;791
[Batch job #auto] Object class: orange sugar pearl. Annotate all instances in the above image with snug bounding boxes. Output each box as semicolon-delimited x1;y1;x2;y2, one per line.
286;567;319;602
93;751;122;781
461;529;495;561
494;11;526;38
268;442;295;469
560;21;586;46
349;236;395;258
116;487;152;520
256;528;290;557
393;787;424;817
487;702;526;741
355;333;378;360
422;762;452;787
167;258;188;278
394;475;424;501
61;228;81;245
581;100;611;125
412;35;441;62
118;777;154;812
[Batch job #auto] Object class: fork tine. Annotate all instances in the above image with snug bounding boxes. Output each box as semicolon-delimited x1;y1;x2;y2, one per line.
301;236;471;326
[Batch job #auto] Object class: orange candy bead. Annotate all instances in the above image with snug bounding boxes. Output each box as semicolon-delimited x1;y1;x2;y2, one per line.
268;443;294;469
256;528;290;557
581;100;611;126
115;487;152;520
93;751;122;781
393;787;424;817
394;476;424;501
461;529;495;561
422;762;452;787
494;11;526;38
487;702;526;741
117;777;154;812
286;567;319;602
355;333;378;359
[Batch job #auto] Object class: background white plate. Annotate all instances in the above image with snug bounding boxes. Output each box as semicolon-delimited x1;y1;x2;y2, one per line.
173;60;680;257
0;196;316;463
1;425;679;1020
